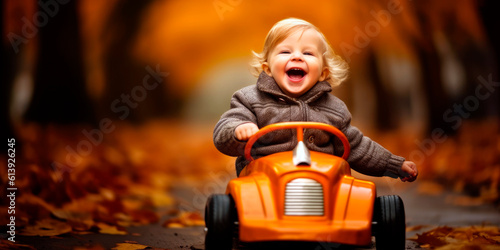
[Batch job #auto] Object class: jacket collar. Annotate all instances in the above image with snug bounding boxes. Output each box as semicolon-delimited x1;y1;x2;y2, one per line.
256;72;332;103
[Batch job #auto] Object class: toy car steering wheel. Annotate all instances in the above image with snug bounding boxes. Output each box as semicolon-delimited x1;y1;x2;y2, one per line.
244;122;351;161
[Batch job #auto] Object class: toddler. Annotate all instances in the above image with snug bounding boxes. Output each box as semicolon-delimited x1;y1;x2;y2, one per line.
213;18;418;181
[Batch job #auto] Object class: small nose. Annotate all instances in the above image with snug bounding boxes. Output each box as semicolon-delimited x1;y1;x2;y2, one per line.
290;51;304;61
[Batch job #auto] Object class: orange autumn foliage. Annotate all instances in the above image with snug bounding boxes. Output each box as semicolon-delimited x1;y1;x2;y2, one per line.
412;225;500;249
372;118;500;204
0;120;233;236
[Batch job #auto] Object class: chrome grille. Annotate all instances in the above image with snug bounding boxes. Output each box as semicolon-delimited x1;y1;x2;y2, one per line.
284;178;324;216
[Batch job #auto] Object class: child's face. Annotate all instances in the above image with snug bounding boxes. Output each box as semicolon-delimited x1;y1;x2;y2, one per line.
263;29;328;98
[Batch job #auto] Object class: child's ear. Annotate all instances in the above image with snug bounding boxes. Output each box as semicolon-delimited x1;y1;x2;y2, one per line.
262;63;272;77
319;67;329;81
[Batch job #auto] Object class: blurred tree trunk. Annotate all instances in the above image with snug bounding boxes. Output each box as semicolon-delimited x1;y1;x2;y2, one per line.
414;38;450;133
24;0;95;124
478;0;500;117
101;0;174;122
2;42;16;143
390;4;450;134
368;49;397;131
3;0;37;147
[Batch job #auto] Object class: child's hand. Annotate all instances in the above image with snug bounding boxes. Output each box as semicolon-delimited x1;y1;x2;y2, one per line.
400;161;418;182
235;123;259;141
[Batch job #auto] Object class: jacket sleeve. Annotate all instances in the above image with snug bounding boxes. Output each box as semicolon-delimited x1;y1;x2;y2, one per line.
334;102;405;178
213;88;258;157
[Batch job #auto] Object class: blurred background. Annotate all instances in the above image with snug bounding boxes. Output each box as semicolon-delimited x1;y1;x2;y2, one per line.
1;0;499;240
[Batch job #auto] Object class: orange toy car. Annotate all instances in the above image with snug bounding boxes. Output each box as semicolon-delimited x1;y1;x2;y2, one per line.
205;122;406;249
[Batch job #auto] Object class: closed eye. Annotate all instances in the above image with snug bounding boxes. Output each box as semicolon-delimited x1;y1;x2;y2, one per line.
304;52;314;56
279;50;291;54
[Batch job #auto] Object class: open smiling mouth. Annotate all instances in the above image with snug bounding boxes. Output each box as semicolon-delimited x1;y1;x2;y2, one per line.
286;68;306;81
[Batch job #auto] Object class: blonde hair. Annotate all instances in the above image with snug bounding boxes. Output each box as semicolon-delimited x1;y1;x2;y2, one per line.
250;18;349;87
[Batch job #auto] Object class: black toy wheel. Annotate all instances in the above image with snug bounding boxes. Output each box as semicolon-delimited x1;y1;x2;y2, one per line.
205;194;236;250
373;195;406;250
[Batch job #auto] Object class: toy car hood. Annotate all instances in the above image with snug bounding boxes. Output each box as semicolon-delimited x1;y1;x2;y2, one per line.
228;149;375;245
